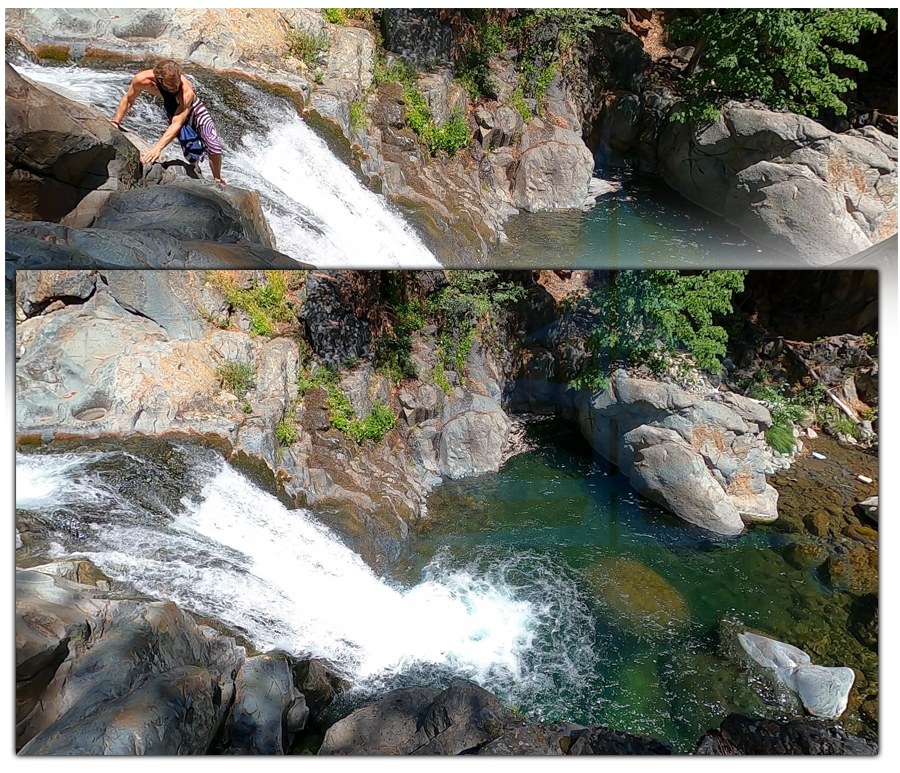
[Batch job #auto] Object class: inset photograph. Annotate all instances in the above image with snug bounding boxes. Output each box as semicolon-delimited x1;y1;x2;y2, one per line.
5;8;897;271
15;268;877;755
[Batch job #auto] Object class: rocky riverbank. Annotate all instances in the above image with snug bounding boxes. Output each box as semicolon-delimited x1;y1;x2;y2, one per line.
6;8;897;264
15;565;877;755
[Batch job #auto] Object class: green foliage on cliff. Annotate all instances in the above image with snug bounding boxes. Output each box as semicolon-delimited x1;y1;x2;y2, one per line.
670;8;888;122
328;388;396;443
573;270;747;390
449;8;620;107
213;271;294;337
421;110;471;155
217;361;256;399
285;27;330;67
427;271;526;387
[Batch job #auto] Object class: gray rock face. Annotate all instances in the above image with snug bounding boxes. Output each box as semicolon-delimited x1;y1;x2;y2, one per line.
221;655;306;755
16;569;244;754
658;103;898;263
319;680;504;755
16;272;299;481
514;118;595;212
5;8;313;94
16;270;96;316
577;370;778;535
6;63;139;224
381;9;452;67
293;658;351;718
439;394;511;479
304;272;372;368
93;180;277;249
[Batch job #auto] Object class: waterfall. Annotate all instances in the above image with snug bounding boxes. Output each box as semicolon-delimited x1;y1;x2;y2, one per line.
15;61;440;269
16;447;598;709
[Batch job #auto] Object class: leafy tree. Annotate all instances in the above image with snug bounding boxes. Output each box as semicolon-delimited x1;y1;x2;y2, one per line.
670;9;887;122
573;270;747;390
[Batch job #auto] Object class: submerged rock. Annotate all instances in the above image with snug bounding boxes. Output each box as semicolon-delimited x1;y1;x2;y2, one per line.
738;632;855;719
583;558;690;640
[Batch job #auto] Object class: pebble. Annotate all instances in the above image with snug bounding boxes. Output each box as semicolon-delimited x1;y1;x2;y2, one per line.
857;475;873;484
811;452;827;460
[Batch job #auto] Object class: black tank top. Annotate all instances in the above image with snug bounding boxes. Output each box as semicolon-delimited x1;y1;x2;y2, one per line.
156;77;183;120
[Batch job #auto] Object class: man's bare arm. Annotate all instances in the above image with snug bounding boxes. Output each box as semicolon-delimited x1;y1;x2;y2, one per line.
111;75;145;128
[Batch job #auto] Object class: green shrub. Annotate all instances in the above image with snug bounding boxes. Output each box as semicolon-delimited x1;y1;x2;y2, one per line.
286;27;330;66
421;110;471;156
349;402;395;442
765;421;796;454
509;87;532;122
213;271;294;338
276;417;298;446
322;8;346;25
218;361;256;398
572;270;747;390
349;97;367;130
670;9;888;122
427;271;526;387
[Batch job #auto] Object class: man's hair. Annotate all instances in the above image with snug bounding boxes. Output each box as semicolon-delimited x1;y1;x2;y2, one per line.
152;59;182;91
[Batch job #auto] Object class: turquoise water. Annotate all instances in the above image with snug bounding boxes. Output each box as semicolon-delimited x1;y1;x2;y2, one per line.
496;176;796;269
402;421;876;750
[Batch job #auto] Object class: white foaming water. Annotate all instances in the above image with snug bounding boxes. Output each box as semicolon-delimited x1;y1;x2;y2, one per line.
17;452;543;687
15;62;439;269
16;452;112;511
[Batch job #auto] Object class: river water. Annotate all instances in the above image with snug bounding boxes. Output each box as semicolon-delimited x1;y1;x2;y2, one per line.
15;427;876;751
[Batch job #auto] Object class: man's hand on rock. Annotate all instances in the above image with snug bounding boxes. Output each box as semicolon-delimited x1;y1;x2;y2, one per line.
140;146;162;164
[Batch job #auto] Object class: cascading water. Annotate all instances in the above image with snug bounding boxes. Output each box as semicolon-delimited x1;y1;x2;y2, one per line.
15;445;599;716
14;61;440;269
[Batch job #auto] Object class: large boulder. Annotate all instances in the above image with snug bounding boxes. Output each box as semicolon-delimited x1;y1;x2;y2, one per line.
658;103;898;263
737;632;855;719
577;370;779;535
16;569;244;754
5;63;139;223
318;680;506;755
93;181;277;248
514;118;595;212
220;655;307;755
6;219;301;270
438;394;511;479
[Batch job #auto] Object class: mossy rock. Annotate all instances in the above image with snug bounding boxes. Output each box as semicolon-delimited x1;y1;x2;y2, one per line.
843;524;878;542
584;558;690;640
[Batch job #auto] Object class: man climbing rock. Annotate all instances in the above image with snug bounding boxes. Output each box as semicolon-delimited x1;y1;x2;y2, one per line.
111;59;226;185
